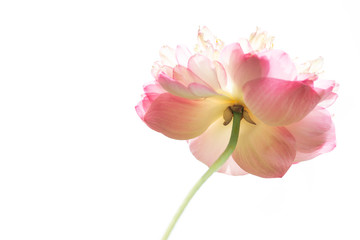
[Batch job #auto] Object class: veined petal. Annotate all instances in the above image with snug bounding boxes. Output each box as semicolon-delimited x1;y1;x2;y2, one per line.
157;73;198;99
188;54;221;89
136;82;165;120
232;122;296;178
157;73;220;99
188;82;219;97
285;107;336;163
163;64;223;98
286;107;332;153
314;80;338;107
144;93;228;140
213;60;227;89
220;43;244;71
232;54;268;91
294;122;335;163
189;118;247;176
318;92;338;108
220;43;268;97
135;95;151;121
258;49;297;80
143;82;165;96
243;78;320;126
173;65;207;86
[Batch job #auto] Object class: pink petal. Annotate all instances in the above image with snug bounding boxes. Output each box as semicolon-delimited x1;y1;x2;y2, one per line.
285;107;336;163
144;93;228;140
294;126;335;163
151;64;173;78
220;43;268;96
143;82;165;97
313;80;338;107
231;54;269;91
173;65;207;86
135;95;151;121
243;78;321;126
158;64;223;99
175;45;192;66
157;73;219;99
157;73;198;99
136;82;165;120
220;43;244;69
232;122;296;178
188;82;219;97
213;60;227;89
318;92;338;108
258;49;297;80
188;118;247;176
188;54;221;89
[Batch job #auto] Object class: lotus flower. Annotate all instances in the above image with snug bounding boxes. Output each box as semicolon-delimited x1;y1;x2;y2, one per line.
136;27;337;178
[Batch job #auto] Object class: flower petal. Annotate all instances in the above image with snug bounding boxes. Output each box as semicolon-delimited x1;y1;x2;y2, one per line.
258;49;297;80
157;73;198;99
238;38;253;54
144;93;227;140
173;65;207;86
157;73;220;99
294;124;335;163
176;45;192;66
318;92;338;108
243;78;321;126
221;43;268;97
151;63;173;78
232;122;296;178
143;82;165;98
231;54;268;91
135;95;151;121
195;26;224;59
285;107;336;163
188;82;219;97
296;56;324;75
248;27;274;51
314;80;338;107
213;60;227;89
220;43;244;72
189;118;247;176
136;82;165;120
188;54;221;89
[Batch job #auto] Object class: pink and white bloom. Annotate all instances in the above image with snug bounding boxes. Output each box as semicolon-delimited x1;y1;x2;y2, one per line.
136;27;337;178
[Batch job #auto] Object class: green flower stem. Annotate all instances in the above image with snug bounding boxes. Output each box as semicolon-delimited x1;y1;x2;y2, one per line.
162;111;243;240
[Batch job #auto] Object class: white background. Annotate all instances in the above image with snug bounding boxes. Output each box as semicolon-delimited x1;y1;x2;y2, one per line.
0;0;359;239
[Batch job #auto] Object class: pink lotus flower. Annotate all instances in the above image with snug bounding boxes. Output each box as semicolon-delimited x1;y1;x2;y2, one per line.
136;27;337;178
